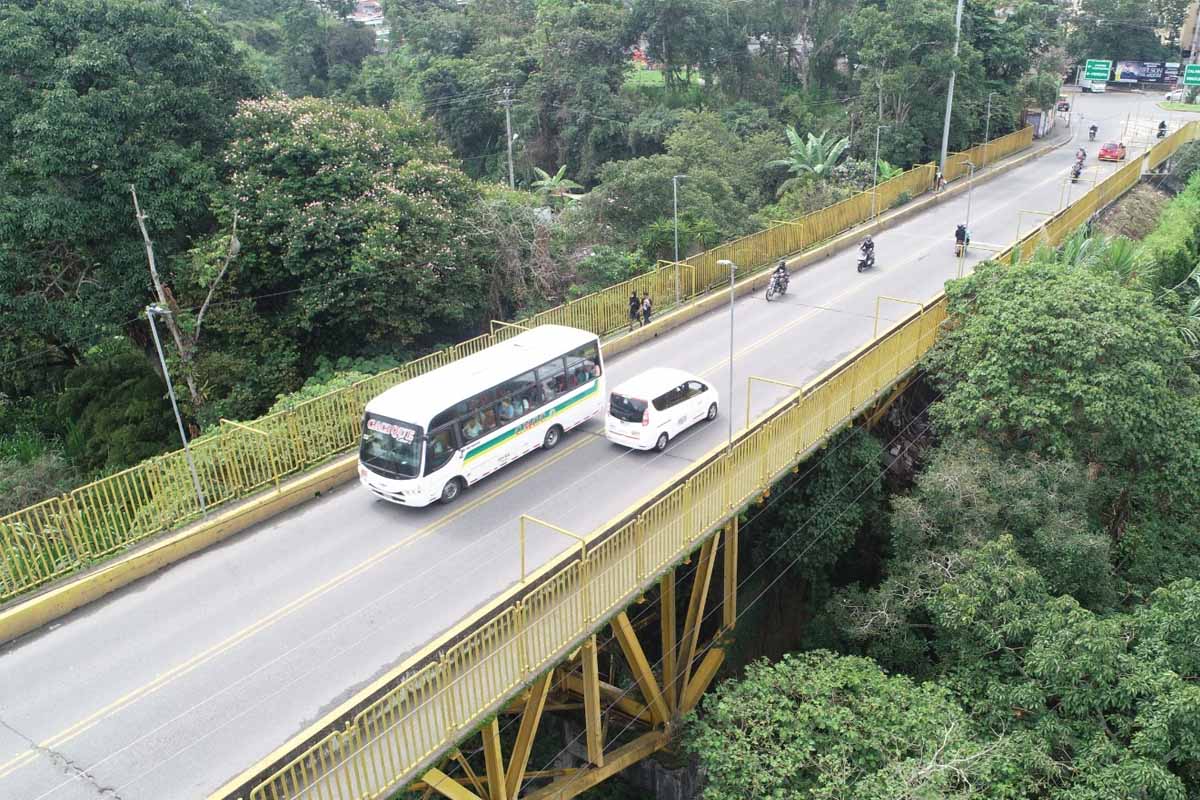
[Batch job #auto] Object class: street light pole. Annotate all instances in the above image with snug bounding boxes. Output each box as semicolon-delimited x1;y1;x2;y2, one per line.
983;91;997;166
872;125;890;218
672;174;687;306
718;259;736;453
964;160;976;232
146;305;206;516
938;0;966;178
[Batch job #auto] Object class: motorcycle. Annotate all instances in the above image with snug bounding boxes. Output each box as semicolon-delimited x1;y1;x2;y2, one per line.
765;271;789;301
954;238;969;257
1158;125;1168;139
1070;162;1082;183
856;252;875;273
1089;127;1097;141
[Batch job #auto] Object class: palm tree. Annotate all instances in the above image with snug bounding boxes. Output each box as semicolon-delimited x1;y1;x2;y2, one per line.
768;127;849;196
531;165;583;206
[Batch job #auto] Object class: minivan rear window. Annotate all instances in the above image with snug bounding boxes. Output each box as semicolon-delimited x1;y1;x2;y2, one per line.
609;393;646;422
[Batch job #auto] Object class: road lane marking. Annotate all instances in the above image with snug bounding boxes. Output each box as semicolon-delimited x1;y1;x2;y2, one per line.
0;433;592;780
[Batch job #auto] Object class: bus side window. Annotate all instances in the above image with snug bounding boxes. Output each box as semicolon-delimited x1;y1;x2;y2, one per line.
426;427;457;473
565;341;601;384
498;371;538;418
536;359;565;402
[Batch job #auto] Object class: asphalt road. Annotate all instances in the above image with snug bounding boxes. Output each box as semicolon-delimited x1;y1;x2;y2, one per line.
0;90;1172;799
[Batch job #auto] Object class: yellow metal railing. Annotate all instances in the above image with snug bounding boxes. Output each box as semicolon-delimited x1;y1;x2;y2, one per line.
0;127;1036;602
229;120;1200;800
237;296;949;800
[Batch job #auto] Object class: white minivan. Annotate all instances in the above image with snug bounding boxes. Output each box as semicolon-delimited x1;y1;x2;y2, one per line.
605;367;719;451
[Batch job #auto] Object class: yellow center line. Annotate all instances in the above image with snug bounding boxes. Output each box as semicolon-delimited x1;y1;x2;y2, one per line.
0;434;591;781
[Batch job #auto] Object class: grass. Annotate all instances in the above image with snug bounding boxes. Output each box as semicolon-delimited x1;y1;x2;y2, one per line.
626;68;665;87
1160;101;1200;112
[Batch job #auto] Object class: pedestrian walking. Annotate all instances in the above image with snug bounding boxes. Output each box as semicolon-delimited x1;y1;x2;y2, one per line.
629;290;641;330
934;171;946;193
641;292;653;327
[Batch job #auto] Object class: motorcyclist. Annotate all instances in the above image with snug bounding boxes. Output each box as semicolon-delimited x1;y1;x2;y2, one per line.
1159;120;1168;137
954;224;969;246
1089;124;1098;141
1070;160;1082;180
861;236;874;259
1076;146;1087;161
772;259;789;290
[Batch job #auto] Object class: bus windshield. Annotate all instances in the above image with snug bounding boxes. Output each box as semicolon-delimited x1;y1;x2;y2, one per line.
360;415;422;479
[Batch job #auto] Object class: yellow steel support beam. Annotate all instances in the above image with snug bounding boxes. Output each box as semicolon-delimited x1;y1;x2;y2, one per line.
506;671;552;800
612;611;670;726
723;516;738;631
423;768;484;800
660;569;677;712
560;672;655;724
581;635;605;767
523;731;670;800
677;535;718;700
680;649;726;714
453;749;487;799
481;718;507;800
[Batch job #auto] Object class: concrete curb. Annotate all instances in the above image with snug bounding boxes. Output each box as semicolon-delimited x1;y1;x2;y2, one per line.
0;457;355;644
0;130;1070;647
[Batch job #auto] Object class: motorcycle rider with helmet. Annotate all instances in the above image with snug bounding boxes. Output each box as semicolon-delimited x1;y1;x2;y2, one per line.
857;236;875;272
954;223;969;254
1089;124;1098;141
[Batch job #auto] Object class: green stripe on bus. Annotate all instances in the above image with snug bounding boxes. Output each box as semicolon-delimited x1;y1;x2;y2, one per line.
463;381;599;463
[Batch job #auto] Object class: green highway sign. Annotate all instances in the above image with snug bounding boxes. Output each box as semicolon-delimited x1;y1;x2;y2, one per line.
1084;59;1111;81
1184;64;1200;86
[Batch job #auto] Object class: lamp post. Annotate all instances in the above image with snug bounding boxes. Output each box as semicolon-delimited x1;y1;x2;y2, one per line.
871;125;890;218
938;0;966;177
672;174;687;306
717;259;736;453
964;159;976;233
983;91;997;166
146;304;206;515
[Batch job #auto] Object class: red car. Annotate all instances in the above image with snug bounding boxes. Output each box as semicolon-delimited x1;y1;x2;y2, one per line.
1098;142;1127;161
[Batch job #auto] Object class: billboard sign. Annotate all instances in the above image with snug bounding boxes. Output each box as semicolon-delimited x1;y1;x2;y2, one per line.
1114;61;1182;83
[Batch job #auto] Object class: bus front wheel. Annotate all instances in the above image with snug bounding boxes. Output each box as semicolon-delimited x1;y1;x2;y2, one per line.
543;425;563;450
440;477;465;504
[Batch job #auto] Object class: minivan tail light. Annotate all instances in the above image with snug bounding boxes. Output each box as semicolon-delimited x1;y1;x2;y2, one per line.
641;406;649;426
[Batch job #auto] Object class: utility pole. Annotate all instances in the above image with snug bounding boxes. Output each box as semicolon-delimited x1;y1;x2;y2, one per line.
983;91;997;165
672;175;687;306
938;0;966;177
146;305;206;517
501;86;515;189
871;125;889;218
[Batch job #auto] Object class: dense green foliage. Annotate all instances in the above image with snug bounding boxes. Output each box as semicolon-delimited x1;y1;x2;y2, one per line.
686;194;1200;799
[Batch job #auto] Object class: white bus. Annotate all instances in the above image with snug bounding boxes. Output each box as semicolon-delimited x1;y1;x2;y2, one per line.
357;325;604;507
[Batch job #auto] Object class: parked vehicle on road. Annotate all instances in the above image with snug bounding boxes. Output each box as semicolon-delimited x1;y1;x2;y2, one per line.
1098;142;1127;161
606;368;718;452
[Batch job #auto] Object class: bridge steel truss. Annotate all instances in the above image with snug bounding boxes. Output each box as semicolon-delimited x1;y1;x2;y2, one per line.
220;122;1199;800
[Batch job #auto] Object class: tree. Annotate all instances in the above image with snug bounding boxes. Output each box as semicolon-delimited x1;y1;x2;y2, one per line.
687;651;1022;800
628;0;724;90
0;0;262;385
180;97;490;421
1067;0;1169;63
768;128;849;193
55;341;177;471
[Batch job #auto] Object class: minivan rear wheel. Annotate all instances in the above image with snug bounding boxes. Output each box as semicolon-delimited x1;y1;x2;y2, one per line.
654;432;669;451
706;403;718;421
